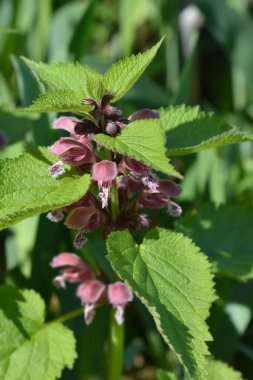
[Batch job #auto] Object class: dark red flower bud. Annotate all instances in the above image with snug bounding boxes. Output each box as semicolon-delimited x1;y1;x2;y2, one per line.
128;109;159;121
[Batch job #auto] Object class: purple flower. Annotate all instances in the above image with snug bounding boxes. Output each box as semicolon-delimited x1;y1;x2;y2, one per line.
48;137;95;167
77;280;106;325
137;180;181;211
119;157;158;190
50;253;94;288
108;282;133;325
92;160;118;208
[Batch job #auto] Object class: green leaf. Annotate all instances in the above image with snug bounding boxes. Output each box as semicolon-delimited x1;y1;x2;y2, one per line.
107;228;216;379
0;286;76;380
94;119;182;178
19;89;94;116
157;369;178;380
207;359;244;380
176;203;253;281
22;58;102;93
160;106;253;155
0;147;91;230
21;58;105;107
103;37;164;102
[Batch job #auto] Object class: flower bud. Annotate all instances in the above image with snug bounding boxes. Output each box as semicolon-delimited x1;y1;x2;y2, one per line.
105;121;118;135
128;109;159;121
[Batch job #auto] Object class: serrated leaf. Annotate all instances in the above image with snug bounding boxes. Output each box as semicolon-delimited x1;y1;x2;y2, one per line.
207;359;244;380
19;89;94;116
22;58;103;94
157;369;178;380
107;228;216;379
94;119;182;178
0;286;76;380
160;106;253;155
0;147;90;230
103;37;164;102
176;203;253;281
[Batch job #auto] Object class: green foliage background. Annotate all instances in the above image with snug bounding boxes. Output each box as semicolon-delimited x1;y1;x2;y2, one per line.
1;0;253;379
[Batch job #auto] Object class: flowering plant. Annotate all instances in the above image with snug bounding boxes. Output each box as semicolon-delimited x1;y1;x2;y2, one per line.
0;38;252;380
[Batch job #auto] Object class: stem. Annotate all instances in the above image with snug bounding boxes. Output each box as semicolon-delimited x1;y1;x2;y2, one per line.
103;147;124;378
110;186;119;221
48;307;84;325
107;309;125;380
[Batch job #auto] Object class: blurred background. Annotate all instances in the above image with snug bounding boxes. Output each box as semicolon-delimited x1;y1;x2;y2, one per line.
1;0;253;379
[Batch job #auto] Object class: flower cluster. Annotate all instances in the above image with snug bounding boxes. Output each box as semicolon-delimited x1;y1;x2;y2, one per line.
51;253;133;325
46;94;182;248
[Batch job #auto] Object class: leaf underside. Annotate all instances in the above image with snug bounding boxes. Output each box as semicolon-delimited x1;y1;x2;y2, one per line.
161;106;253;155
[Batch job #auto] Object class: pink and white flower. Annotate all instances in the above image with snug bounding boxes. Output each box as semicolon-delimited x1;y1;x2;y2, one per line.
50;253;94;288
92;160;118;208
108;282;133;325
77;280;106;325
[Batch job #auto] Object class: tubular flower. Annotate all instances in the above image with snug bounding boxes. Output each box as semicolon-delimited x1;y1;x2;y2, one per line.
137;180;182;216
119;157;158;191
77;280;106;325
108;282;133;325
65;206;105;231
92;160;118;208
52;116;80;135
48;137;95;167
50;253;94;288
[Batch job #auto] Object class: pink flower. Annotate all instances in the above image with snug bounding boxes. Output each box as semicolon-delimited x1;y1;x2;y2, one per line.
48;137;95;167
77;280;106;325
52;116;80;135
65;206;105;231
92;160;118;208
108;282;133;325
50;253;94;288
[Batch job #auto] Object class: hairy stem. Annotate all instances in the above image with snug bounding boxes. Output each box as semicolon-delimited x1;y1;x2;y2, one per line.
107;308;125;380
